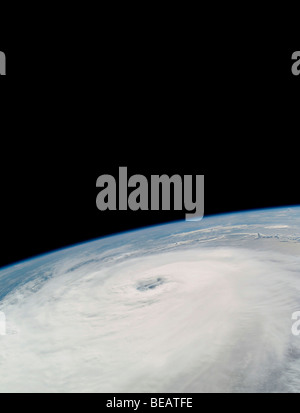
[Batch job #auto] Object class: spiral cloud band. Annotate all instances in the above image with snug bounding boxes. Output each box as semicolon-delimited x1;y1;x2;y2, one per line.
0;207;300;392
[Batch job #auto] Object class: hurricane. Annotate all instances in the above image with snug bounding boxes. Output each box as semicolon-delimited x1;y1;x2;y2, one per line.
0;207;300;392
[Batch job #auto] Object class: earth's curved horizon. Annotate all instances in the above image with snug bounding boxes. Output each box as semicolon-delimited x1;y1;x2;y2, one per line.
1;206;300;392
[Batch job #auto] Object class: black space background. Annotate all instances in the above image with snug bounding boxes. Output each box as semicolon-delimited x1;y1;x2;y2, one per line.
0;28;299;270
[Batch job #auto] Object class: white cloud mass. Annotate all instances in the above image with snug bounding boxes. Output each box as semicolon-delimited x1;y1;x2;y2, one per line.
0;208;300;392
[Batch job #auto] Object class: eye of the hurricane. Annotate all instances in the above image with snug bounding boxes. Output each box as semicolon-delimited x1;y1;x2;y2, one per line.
136;277;165;292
